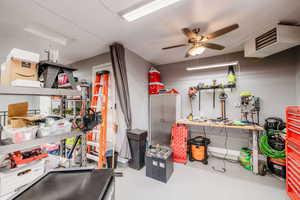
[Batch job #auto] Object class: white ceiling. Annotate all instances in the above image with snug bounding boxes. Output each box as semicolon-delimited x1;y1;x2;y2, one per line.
0;0;300;65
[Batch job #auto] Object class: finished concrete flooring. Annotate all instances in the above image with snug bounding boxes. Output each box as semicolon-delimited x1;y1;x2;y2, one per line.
116;158;288;200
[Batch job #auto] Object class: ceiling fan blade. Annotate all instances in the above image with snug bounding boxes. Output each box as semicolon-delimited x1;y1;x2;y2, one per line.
201;42;225;50
203;24;239;40
162;44;188;50
182;28;198;39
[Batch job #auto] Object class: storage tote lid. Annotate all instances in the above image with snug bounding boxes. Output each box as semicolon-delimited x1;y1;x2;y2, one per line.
7;48;40;63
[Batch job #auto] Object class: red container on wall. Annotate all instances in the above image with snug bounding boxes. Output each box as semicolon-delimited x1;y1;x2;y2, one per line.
149;67;161;83
149;82;164;95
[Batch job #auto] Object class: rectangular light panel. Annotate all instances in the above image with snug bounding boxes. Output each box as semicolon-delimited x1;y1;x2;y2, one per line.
122;0;182;22
186;61;239;71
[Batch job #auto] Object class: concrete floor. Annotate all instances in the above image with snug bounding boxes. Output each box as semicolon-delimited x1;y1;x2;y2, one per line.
116;158;289;200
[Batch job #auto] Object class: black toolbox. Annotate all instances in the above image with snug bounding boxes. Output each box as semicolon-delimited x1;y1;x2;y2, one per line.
145;145;173;183
127;129;147;170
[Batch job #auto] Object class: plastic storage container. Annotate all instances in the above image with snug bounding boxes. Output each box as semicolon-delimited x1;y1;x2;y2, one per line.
37;120;72;138
2;126;38;144
127;129;147;170
145;145;173;183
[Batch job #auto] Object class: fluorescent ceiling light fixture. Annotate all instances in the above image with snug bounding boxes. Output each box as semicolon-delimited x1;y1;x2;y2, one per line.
24;26;69;46
122;0;182;22
186;61;239;71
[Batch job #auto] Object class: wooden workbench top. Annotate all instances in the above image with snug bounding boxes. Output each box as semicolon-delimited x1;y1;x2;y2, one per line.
176;120;264;131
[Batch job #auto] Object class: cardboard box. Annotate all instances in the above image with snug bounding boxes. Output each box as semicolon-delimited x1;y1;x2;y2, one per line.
7;102;41;128
1;48;40;86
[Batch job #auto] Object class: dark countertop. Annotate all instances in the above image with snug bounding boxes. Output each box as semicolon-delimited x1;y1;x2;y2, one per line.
12;168;114;200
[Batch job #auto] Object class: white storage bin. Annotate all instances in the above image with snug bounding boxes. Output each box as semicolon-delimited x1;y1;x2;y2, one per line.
37;120;72;138
2;126;38;144
0;160;44;197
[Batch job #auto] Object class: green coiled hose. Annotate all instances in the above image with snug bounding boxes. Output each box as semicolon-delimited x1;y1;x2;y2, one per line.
259;131;285;159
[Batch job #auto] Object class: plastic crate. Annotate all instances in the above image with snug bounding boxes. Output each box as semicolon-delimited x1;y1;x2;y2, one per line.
37;120;72;138
286;107;300;200
2;126;38;144
145;146;173;183
171;124;188;163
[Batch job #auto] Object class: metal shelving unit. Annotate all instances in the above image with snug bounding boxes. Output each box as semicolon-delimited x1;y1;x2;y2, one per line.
0;86;87;167
0;86;80;96
0;131;83;155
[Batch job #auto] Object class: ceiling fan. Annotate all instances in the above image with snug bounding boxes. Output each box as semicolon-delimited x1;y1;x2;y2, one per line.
162;24;239;57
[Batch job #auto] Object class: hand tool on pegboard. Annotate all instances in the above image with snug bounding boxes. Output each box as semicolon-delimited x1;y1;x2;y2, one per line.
212;80;217;109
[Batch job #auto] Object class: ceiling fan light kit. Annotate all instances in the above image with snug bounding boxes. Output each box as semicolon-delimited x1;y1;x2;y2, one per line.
188;46;205;56
162;24;239;58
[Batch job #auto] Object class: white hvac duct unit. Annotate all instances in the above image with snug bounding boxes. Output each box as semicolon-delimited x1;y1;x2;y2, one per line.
244;24;300;58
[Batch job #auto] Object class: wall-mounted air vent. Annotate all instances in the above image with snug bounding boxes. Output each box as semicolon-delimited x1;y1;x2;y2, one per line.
245;25;300;58
255;28;277;50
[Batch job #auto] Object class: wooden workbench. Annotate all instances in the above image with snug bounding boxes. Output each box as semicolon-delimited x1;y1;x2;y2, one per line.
176;120;264;131
176;119;265;175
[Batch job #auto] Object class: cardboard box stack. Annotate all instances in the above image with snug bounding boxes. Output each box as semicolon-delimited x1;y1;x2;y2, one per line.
1;48;40;87
8;102;41;128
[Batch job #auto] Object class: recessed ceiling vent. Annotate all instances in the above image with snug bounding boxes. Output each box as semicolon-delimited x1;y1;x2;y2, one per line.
255;28;277;50
245;24;300;58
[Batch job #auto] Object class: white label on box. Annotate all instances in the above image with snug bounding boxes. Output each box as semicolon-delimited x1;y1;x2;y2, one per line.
159;162;165;168
152;161;158;166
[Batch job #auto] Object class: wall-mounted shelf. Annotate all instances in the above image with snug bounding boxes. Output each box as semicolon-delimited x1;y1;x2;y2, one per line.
199;83;236;90
0;130;83;155
0;86;80;96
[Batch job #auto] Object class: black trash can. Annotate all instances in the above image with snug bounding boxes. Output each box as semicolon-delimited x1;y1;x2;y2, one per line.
127;129;147;170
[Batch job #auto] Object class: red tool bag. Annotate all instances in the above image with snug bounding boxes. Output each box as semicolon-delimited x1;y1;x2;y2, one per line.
171;124;188;163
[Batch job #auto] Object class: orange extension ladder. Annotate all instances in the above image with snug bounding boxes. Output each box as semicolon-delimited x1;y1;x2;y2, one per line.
87;70;109;168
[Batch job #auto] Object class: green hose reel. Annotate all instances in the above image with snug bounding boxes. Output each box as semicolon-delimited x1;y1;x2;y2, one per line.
259;131;285;159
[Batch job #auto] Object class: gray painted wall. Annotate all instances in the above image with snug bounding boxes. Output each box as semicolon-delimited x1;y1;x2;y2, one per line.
156;47;299;151
72;53;111;80
72;48;150;130
0;95;40;111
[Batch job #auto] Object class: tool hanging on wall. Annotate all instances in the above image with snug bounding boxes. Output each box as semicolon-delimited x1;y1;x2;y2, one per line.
212;80;217;109
188;87;198;120
218;91;228;121
240;92;260;124
87;70;110;168
197;83;204;111
227;66;237;85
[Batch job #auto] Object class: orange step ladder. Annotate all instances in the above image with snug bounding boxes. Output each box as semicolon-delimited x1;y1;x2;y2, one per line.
87;70;109;168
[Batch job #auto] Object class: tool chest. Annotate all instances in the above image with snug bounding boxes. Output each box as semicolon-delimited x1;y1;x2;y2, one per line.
286;107;300;200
